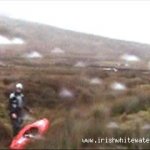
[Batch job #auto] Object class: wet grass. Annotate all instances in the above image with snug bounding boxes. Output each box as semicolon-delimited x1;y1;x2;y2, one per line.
1;61;150;149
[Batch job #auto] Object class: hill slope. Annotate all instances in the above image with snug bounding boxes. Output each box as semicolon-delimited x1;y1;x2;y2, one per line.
0;16;150;69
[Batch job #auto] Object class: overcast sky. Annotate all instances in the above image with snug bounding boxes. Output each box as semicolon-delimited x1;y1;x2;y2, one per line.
0;1;150;44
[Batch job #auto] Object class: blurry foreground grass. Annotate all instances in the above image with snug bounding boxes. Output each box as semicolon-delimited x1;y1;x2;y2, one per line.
1;62;150;149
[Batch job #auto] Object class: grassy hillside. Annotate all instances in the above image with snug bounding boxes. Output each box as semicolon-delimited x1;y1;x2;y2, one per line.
0;17;150;149
0;16;150;68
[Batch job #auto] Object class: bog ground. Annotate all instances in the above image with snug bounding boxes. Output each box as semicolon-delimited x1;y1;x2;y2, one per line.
0;17;150;149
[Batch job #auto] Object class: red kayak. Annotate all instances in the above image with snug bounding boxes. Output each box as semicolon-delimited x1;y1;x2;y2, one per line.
10;118;49;149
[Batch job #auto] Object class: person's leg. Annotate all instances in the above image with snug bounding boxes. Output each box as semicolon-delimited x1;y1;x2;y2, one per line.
10;112;24;137
12;119;21;137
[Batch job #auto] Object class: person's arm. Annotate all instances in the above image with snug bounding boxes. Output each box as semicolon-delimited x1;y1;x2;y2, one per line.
22;94;31;113
24;105;30;112
9;93;18;119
